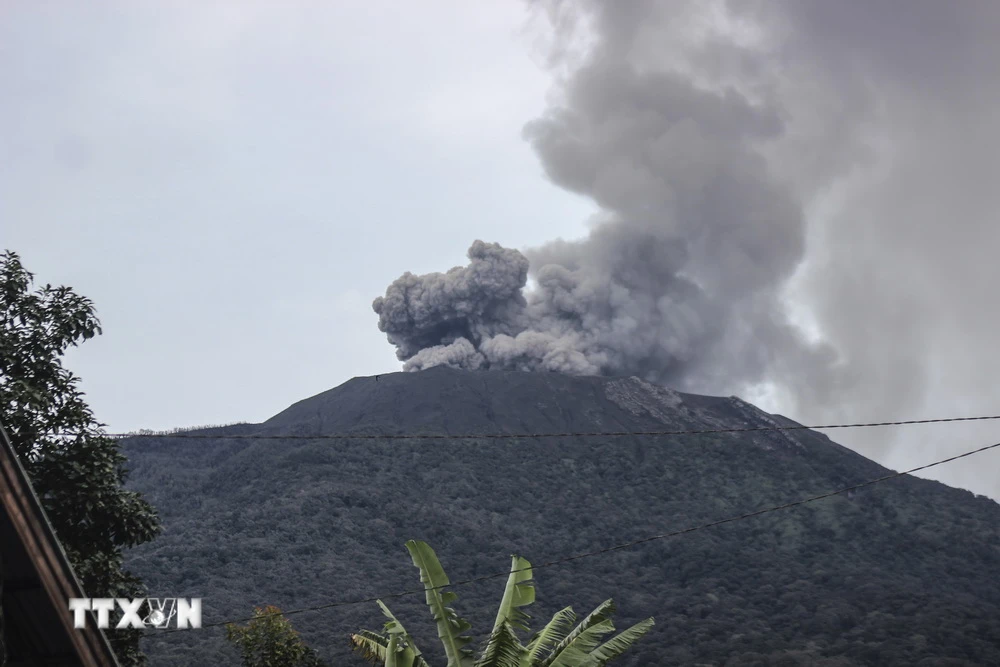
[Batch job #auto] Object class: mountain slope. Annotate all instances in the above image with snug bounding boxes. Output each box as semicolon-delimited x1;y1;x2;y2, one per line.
122;367;1000;666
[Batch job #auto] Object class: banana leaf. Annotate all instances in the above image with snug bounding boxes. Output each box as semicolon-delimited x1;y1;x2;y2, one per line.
585;618;654;665
406;540;475;667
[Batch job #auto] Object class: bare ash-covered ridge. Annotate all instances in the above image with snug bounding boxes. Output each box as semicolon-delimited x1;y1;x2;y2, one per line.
268;368;809;438
259;367;878;474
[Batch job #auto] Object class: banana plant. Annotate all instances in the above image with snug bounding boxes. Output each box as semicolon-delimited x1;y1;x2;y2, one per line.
350;540;653;667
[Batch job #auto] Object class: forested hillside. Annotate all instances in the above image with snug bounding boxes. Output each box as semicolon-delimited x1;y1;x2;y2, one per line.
123;367;1000;666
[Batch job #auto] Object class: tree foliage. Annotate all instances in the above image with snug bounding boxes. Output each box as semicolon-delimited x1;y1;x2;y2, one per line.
0;250;161;664
121;364;1000;666
225;605;328;667
351;541;653;667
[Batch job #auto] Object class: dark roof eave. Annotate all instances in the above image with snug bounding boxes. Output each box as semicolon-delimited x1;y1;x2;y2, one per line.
0;423;122;667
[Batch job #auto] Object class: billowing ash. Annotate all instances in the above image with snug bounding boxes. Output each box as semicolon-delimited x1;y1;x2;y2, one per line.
374;219;833;394
372;241;531;372
375;0;1000;505
373;239;608;376
373;1;838;397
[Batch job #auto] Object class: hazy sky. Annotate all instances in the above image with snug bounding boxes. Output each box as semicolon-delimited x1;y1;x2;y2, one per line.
3;1;595;422
4;1;999;500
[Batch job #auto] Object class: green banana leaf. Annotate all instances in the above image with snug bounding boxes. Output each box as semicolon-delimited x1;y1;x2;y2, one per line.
585;618;655;665
351;630;391;665
353;545;652;667
378;600;431;667
474;621;525;667
540;600;615;667
477;554;535;665
545;619;615;667
406;540;475;667
523;607;576;666
386;634;400;667
491;555;535;633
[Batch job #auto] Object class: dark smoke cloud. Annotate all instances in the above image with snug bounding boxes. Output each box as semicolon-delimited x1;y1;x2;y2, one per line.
375;0;1000;497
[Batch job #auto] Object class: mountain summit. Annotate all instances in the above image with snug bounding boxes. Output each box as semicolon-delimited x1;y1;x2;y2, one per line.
124;368;1000;666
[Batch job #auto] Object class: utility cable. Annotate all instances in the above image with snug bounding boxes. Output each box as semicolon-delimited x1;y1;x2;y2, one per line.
58;413;1000;442
157;439;1000;633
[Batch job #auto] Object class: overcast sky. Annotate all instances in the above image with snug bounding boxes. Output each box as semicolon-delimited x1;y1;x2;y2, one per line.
4;1;999;500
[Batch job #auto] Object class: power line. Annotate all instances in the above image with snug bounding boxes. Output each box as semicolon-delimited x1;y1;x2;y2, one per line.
158;438;1000;634
62;413;1000;442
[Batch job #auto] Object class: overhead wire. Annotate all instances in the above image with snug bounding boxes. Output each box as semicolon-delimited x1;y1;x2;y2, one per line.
57;412;1000;441
157;438;1000;633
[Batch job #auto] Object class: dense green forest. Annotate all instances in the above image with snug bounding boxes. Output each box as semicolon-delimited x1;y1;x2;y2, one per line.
123;367;1000;666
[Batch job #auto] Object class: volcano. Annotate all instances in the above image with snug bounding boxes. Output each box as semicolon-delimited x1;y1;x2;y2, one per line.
122;367;1000;666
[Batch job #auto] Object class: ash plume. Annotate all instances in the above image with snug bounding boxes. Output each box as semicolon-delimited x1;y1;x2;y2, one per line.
375;0;1000;497
375;0;837;400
